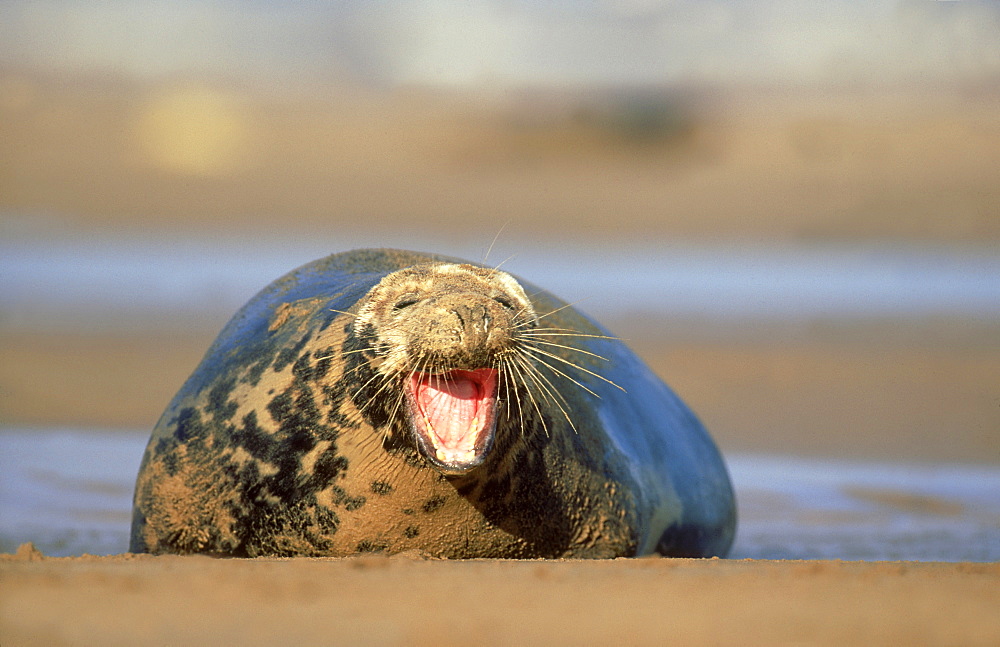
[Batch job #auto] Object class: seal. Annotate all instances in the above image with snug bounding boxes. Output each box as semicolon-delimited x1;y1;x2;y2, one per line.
130;249;735;558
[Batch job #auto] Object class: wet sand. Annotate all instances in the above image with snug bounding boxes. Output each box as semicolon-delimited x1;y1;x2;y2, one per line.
3;548;999;645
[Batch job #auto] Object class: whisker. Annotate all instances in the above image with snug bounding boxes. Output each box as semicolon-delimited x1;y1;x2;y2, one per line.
337;354;370;382
383;369;412;444
519;328;620;341
482;221;509;266
519;345;627;393
508;355;563;436
521;356;569;406
519;338;611;362
500;354;528;437
351;365;395;413
534;299;593;323
518;348;602;400
496;356;510;424
512;351;573;408
324;347;374;362
490;253;517;274
506;353;549;436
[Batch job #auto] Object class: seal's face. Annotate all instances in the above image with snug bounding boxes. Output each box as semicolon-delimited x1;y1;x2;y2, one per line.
354;263;537;475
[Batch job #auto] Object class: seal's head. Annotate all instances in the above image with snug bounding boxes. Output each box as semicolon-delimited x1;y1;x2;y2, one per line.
353;262;538;475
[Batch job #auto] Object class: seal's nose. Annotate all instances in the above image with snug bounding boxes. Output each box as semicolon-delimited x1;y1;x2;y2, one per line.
419;294;510;367
451;301;490;347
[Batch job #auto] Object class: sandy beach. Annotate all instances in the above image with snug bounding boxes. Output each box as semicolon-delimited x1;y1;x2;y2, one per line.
3;548;1000;646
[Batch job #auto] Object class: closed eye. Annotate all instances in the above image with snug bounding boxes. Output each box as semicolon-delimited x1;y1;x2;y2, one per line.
393;298;419;311
493;296;514;310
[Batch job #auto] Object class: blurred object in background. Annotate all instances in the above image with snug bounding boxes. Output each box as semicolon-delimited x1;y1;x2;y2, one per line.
2;0;998;241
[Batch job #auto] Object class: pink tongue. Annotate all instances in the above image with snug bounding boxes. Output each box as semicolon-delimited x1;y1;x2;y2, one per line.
418;376;480;448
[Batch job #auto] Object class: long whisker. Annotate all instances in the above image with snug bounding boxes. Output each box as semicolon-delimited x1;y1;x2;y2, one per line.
351;364;395;413
506;353;550;436
519;338;611;362
519;347;603;400
519;344;627;393
317;346;373;363
482;221;509;266
509;292;571;327
519;329;621;341
512;350;573;410
383;369;412;444
500;354;528;437
533;299;593;323
508;356;576;435
512;364;529;437
336;351;372;383
511;353;578;433
489;253;518;274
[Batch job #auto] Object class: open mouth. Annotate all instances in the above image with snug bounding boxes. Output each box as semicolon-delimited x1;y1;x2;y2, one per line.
406;368;499;474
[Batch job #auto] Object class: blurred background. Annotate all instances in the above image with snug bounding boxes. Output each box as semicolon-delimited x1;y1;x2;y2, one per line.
2;0;999;465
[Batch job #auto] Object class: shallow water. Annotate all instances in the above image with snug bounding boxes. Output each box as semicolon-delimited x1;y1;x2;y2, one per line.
4;236;999;333
2;430;997;561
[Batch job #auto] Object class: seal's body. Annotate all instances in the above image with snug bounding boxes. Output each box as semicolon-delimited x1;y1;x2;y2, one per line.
130;249;735;558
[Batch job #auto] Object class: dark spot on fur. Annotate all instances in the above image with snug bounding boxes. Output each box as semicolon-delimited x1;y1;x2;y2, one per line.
354;322;378;353
402;508;414;516
422;495;446;514
356;540;386;553
173;406;205;443
316;506;341;536
245;356;270;387
311;347;334;380
266;387;323;451
329;486;365;512
236;459;261;488
272;333;312;373
266;391;293;426
403;526;420;539
273;347;297;374
322;383;357;430
370;481;394;495
292;352;315;382
238;410;270;458
206;377;238;422
161;450;181;476
311;451;348;490
402;451;425;468
344;495;366;511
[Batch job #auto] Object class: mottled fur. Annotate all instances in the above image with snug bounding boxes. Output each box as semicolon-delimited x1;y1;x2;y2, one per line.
130;249;735;558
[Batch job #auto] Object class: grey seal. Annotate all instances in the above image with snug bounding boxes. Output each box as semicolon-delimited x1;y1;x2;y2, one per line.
130;249;735;558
